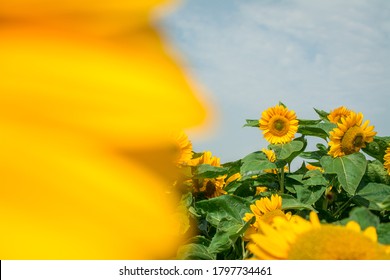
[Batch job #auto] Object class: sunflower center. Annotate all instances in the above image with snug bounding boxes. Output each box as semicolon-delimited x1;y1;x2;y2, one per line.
270;116;290;136
287;225;388;260
341;126;365;155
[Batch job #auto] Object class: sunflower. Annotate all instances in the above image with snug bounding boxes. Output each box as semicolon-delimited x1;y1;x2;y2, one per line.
247;212;390;260
255;186;268;196
327;106;352;124
306;163;324;172
243;194;291;239
259;104;299;144
328;112;376;157
171;131;193;166
1;0;208;259
262;148;276;162
188;151;221;167
384;145;390;175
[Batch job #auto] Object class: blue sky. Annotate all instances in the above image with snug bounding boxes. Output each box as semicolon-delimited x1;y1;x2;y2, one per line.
161;0;390;164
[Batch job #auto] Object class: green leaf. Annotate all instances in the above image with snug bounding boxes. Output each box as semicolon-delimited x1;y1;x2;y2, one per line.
303;170;329;186
294;185;326;205
195;195;251;228
314;108;330;120
281;194;316;211
240;151;276;178
176;243;215;260
362;136;390;162
269;139;305;162
300;150;327;161
320;153;367;195
377;223;390;245
365;160;390;185
339;207;379;230
298;126;329;140
297;119;322;125
208;216;254;255
243;119;259;128
354;183;390;211
194;164;228;179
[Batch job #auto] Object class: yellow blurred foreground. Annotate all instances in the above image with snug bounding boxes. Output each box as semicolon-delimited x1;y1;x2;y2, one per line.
0;0;209;259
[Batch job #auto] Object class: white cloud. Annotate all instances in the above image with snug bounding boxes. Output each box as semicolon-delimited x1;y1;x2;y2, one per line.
162;0;390;163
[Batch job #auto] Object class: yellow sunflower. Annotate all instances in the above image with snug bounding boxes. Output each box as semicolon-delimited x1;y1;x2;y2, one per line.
327;106;352;124
262;148;276;162
248;212;390;260
243;194;291;239
328;112;377;157
384;145;390;175
188;150;221;167
0;0;209;259
306;163;324;172
171;131;193;166
259;104;299;144
255;186;268;196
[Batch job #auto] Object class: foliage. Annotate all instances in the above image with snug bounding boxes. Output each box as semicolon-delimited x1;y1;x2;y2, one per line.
175;105;390;260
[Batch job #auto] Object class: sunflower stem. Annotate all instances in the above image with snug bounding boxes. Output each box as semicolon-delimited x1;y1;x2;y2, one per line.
279;165;285;194
333;196;353;218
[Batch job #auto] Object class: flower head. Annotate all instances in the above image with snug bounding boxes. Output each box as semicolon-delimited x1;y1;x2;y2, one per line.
259;104;298;144
247;212;390;260
243;194;291;239
328;112;376;157
0;0;208;259
171;131;193;166
328;106;352;124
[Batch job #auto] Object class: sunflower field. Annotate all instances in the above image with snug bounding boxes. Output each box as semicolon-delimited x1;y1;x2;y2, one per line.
173;103;390;260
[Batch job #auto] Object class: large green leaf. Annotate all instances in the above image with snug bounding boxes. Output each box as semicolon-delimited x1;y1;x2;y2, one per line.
377;223;390;245
365;160;390;185
281;194;315;211
303;170;329;186
339;207;379;230
208;216;254;255
195;195;251;227
354;183;390;211
320;153;367;195
194;164;228;179
240;151;276;178
269;138;305;162
362;136;390;162
294;185;326;205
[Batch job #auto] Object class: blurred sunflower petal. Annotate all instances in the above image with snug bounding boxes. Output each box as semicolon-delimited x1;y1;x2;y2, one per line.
0;0;209;259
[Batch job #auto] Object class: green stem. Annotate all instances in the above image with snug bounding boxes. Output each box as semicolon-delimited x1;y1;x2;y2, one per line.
333;196;353;218
322;197;329;211
279;165;285;194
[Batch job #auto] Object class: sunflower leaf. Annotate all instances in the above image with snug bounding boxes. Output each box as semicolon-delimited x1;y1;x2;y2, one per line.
377;223;390;245
362;136;390;162
320;153;367;196
294;185;326;205
194;164;228;179
339;207;379;230
195;195;251;228
314;108;330;120
243;119;259;128
281;194;316;211
269;138;305;162
240;151;277;178
354;183;390;211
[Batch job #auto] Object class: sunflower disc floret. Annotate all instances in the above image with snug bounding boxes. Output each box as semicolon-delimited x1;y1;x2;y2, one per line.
328;112;376;157
259;104;298;144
